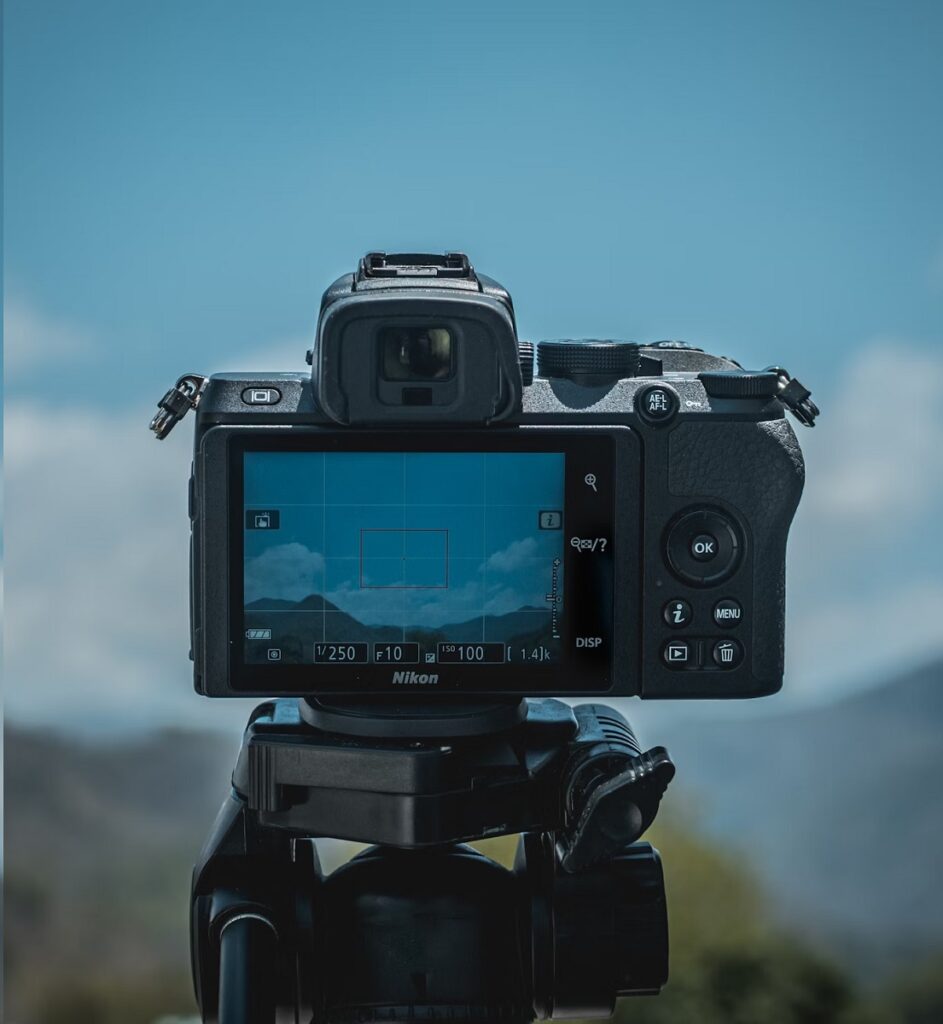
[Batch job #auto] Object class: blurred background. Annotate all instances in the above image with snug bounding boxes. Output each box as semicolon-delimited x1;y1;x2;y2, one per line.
4;1;942;1021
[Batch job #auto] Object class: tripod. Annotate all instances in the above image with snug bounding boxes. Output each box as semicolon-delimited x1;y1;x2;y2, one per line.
191;698;675;1024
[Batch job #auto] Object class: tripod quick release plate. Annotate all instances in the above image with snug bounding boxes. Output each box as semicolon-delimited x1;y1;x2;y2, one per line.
233;698;673;861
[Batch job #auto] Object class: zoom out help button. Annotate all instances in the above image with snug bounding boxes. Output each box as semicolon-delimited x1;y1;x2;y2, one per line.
570;536;610;553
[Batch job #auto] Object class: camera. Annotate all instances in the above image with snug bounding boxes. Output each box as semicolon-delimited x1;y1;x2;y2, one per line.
168;251;812;700
152;252;817;1022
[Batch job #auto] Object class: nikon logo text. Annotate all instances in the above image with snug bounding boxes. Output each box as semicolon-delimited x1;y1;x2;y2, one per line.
391;671;439;685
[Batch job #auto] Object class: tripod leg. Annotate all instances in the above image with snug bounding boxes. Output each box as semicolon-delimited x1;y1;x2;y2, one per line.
192;790;322;1023
218;914;277;1024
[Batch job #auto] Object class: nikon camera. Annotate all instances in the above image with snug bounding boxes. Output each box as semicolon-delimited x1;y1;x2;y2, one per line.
153;252;816;700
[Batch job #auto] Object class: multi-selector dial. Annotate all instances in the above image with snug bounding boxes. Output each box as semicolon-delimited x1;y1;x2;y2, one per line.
665;508;742;586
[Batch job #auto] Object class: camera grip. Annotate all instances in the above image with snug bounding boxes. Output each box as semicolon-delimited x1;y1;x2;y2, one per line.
668;418;805;683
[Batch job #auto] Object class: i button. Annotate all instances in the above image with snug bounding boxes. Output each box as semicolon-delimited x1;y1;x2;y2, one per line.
663;599;693;628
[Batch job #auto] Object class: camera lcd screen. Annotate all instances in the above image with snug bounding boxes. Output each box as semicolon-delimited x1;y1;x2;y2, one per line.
243;449;565;667
227;432;618;694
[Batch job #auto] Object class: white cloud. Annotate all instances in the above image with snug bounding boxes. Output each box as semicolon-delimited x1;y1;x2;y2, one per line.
3;401;252;732
783;339;943;700
796;341;943;534
244;543;325;604
483;585;536;617
486;537;538;572
2;323;315;730
318;576;489;629
3;295;94;378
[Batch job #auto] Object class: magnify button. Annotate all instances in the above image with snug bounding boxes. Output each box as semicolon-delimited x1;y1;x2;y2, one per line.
584;473;598;492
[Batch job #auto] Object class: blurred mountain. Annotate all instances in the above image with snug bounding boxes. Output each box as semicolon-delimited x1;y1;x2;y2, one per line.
4;725;240;1022
660;656;943;971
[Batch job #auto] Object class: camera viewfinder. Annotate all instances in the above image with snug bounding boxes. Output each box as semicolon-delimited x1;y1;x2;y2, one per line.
380;325;454;382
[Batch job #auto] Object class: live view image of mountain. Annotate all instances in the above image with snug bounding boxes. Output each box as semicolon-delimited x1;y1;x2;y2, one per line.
242;451;565;663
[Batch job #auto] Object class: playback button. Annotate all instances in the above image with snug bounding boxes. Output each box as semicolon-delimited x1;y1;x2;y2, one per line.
662;639;694;668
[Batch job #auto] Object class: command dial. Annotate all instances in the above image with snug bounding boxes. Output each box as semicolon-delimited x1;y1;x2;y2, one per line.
698;370;780;399
537;340;662;383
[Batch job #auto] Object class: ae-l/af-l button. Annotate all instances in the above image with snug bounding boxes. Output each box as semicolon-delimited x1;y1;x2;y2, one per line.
636;384;679;425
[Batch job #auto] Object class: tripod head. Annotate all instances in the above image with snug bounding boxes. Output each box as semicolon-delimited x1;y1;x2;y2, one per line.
191;697;674;1023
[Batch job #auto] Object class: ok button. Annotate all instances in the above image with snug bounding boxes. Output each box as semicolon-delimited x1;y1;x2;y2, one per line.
666;508;742;586
690;534;718;561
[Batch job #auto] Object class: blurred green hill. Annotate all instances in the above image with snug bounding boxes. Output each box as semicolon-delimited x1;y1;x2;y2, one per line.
4;659;943;1023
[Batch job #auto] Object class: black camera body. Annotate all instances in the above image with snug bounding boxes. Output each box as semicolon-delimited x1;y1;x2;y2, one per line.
186;252;807;701
165;253;818;1021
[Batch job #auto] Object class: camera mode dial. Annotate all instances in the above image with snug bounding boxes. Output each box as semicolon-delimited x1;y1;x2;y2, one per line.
537;340;662;383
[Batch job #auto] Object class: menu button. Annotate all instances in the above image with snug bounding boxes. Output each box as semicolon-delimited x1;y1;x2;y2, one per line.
712;599;742;628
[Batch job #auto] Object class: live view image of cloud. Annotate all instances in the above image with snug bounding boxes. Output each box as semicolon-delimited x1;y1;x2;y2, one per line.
4;2;943;1023
241;451;564;663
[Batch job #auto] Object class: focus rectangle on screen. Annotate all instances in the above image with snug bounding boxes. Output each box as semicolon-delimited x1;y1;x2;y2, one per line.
360;529;449;589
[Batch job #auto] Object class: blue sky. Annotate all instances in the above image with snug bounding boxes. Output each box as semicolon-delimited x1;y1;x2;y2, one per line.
4;0;942;730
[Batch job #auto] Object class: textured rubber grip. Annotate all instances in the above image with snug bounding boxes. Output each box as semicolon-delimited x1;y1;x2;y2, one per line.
667;418;804;682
